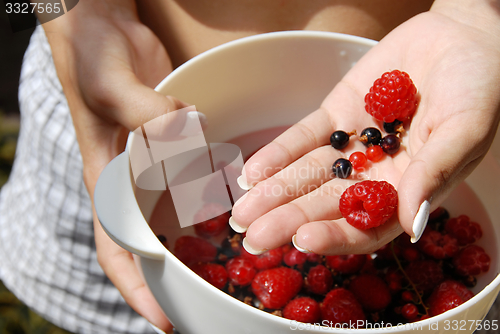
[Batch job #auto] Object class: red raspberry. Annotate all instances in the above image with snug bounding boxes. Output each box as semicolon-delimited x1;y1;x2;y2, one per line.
401;303;419;321
452;245;491;276
348;274;391;312
325;254;366;274
193;203;230;238
251;267;303;309
366;145;384;162
225;257;256;286
416;229;459;259
349;151;368;170
241;246;283;271
405;260;444;292
306;253;322;263
402;247;421;262
428;280;474;316
320;288;366;325
445;215;483;246
174;236;217;266
365;70;418;122
283;297;321;324
306;264;333;295
281;243;292;253
339;180;398;230
283;248;308;268
191;263;228;289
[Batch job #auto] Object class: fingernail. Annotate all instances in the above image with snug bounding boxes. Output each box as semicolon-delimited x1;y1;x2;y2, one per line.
237;175;253;191
149;323;167;334
229;216;247;233
242;237;266;255
411;200;430;243
237;166;253;190
195;111;208;129
180;111;207;136
292;234;312;254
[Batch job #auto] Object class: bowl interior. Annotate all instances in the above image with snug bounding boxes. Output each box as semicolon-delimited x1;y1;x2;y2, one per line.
130;31;500;327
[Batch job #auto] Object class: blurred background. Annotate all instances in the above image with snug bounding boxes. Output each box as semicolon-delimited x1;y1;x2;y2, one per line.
0;10;70;334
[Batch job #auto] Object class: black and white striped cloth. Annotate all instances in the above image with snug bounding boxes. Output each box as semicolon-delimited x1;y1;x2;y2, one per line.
0;26;155;334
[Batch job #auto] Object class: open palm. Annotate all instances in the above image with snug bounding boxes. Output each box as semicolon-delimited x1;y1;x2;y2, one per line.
232;11;500;255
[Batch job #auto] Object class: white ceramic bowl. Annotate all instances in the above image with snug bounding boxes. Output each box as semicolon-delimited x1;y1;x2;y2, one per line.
95;31;500;334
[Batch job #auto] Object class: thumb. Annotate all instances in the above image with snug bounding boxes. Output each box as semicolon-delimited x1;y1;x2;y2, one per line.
86;70;193;133
397;115;490;243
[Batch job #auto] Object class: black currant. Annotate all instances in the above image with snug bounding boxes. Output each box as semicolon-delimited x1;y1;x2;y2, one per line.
332;158;353;179
330;131;350;150
359;127;382;147
383;120;404;134
380;135;400;155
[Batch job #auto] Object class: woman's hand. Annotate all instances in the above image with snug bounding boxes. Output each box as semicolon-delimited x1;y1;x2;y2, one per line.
231;0;500;256
42;1;186;331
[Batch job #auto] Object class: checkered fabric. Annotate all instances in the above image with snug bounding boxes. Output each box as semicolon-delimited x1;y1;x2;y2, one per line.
0;26;155;334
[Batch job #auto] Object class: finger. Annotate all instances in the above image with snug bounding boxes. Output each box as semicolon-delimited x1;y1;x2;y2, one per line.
93;211;173;332
232;145;344;229
292;216;403;256
398;112;491;242
46;18;176;331
243;178;357;253
239;73;379;188
83;125;173;331
240;107;333;188
81;68;191;132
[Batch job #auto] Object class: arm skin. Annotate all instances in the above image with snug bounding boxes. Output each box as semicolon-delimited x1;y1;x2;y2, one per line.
42;1;187;331
232;0;500;255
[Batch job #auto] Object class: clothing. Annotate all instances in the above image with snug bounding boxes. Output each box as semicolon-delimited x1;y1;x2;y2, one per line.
0;26;153;334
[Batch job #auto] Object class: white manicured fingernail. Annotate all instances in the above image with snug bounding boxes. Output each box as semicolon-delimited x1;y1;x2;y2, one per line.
237;175;252;190
242;237;266;255
180;111;207;136
411;200;430;243
292;234;312;254
149;324;167;334
229;216;247;233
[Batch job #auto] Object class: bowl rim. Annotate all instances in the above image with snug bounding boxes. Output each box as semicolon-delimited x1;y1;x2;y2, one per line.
154;30;378;94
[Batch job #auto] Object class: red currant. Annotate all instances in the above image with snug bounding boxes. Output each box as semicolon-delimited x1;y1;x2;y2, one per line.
401;303;419;321
349;151;367;170
366;145;384;162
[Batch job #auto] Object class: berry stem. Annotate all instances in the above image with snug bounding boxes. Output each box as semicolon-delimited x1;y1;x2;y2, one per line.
390;241;429;315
